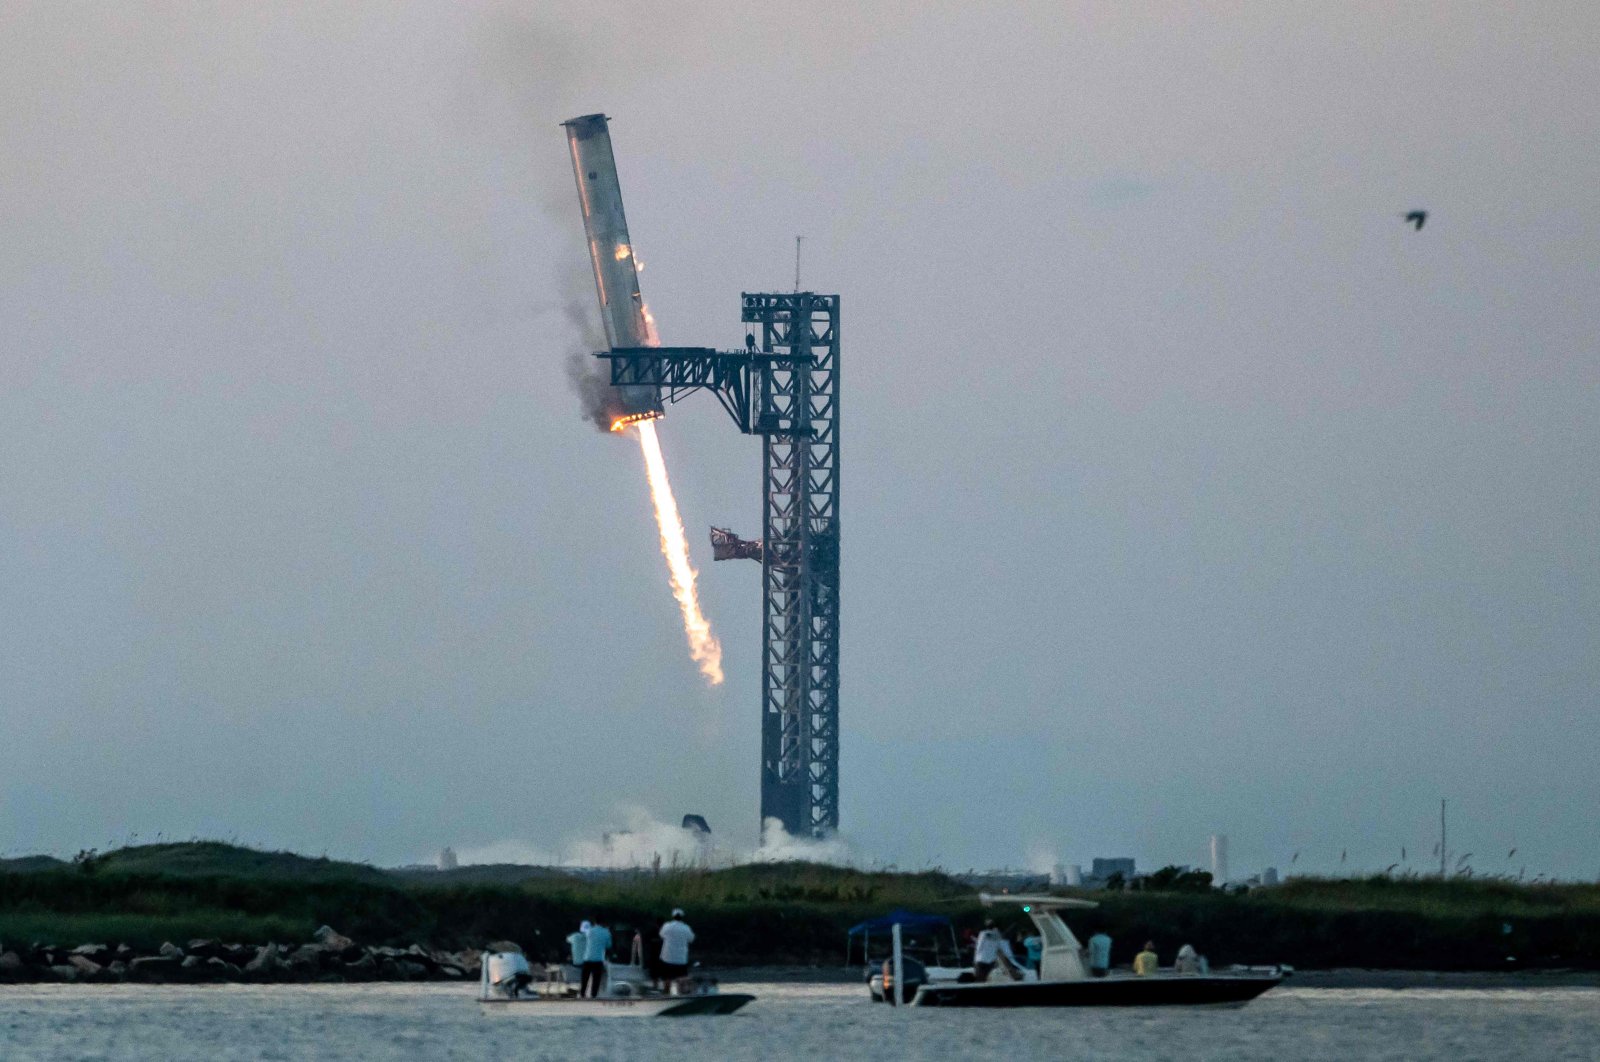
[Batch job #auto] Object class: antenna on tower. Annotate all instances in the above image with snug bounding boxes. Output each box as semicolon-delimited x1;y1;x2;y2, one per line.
794;235;803;292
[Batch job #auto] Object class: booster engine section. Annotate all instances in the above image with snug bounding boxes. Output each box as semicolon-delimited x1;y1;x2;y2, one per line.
562;113;663;429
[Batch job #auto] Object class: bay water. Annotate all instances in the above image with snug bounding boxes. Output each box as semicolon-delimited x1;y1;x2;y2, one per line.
2;981;1596;1060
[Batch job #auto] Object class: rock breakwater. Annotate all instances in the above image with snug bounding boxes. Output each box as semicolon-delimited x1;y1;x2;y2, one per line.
0;925;485;984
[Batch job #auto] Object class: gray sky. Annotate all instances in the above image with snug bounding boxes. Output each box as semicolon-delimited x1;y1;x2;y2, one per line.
2;1;1596;879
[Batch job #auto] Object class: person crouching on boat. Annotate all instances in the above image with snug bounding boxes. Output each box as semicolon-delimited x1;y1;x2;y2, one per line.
657;908;696;991
972;920;1003;982
581;920;613;997
1134;941;1160;976
1174;943;1201;974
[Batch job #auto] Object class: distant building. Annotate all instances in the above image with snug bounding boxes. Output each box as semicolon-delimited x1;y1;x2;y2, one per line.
1209;834;1228;885
437;847;458;871
1261;866;1279;886
1050;863;1082;887
1091;857;1136;881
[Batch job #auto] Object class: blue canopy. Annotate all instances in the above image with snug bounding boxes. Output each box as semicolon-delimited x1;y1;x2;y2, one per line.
846;909;953;936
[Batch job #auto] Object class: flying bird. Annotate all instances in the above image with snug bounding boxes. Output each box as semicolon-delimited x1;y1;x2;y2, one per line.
1291;851;1300;864
1403;210;1428;230
1507;848;1517;860
1401;847;1407;861
1340;849;1348;864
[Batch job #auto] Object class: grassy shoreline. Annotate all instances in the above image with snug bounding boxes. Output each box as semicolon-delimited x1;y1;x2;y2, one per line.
2;843;1596;972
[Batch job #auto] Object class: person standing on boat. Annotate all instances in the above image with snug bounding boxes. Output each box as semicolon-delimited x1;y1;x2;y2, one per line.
657;908;696;989
1023;933;1043;973
581;920;613;997
1087;931;1113;978
1133;940;1160;976
567;921;590;969
972;920;1003;982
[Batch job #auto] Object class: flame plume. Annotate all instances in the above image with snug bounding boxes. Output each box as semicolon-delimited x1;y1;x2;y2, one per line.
634;418;724;685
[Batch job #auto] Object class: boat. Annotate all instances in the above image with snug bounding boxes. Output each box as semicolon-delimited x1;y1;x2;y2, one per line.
476;951;754;1017
895;895;1282;1008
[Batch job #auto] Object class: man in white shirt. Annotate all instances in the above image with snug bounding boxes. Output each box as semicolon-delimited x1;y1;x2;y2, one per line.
657;908;696;988
972;920;1003;982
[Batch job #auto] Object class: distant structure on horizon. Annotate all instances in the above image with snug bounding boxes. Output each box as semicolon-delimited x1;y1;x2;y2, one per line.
1210;834;1228;885
437;846;458;871
1091;857;1136;882
1050;863;1083;887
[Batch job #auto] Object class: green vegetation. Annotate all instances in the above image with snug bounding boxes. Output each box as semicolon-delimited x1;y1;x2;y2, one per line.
1063;874;1600;971
1;843;1596;970
66;842;394;884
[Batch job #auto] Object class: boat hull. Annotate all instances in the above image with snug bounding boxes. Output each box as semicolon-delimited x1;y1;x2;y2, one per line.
913;975;1279;1008
480;993;754;1017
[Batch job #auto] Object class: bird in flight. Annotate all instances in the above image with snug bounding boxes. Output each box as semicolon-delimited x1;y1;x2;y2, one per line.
1404;210;1428;230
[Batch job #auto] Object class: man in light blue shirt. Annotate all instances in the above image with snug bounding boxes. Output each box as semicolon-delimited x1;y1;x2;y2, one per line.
1023;934;1043;972
1087;931;1113;978
581;921;613;997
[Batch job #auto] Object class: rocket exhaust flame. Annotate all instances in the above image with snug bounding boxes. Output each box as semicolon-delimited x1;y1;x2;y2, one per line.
634;418;724;685
609;410;662;433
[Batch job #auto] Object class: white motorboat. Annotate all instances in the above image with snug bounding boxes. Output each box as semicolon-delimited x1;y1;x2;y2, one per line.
886;895;1282;1008
476;952;754;1017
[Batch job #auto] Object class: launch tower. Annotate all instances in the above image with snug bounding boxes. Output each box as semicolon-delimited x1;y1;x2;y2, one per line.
597;302;842;839
745;292;841;837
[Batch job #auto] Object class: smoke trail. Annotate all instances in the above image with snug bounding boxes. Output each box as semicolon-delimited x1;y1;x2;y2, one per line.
635;419;724;685
565;348;624;431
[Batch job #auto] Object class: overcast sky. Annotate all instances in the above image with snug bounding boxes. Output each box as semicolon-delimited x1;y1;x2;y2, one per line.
2;1;1595;879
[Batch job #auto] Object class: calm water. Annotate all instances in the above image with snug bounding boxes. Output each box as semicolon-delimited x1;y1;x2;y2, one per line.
1;982;1597;1061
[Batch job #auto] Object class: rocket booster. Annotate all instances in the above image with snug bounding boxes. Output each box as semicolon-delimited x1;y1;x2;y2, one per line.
562;113;663;425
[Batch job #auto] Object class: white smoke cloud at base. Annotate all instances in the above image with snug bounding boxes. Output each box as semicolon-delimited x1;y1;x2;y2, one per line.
1024;840;1061;877
451;807;855;870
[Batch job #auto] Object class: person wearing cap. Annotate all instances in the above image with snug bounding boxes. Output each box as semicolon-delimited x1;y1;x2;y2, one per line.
657;908;696;990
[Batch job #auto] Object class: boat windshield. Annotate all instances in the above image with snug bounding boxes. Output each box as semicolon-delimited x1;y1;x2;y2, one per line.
1038;916;1070;949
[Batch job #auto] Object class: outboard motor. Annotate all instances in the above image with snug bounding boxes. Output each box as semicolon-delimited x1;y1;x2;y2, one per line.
880;956;928;1003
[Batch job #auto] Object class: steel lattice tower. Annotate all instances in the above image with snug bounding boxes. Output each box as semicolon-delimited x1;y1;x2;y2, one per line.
595;294;842;839
743;293;840;838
